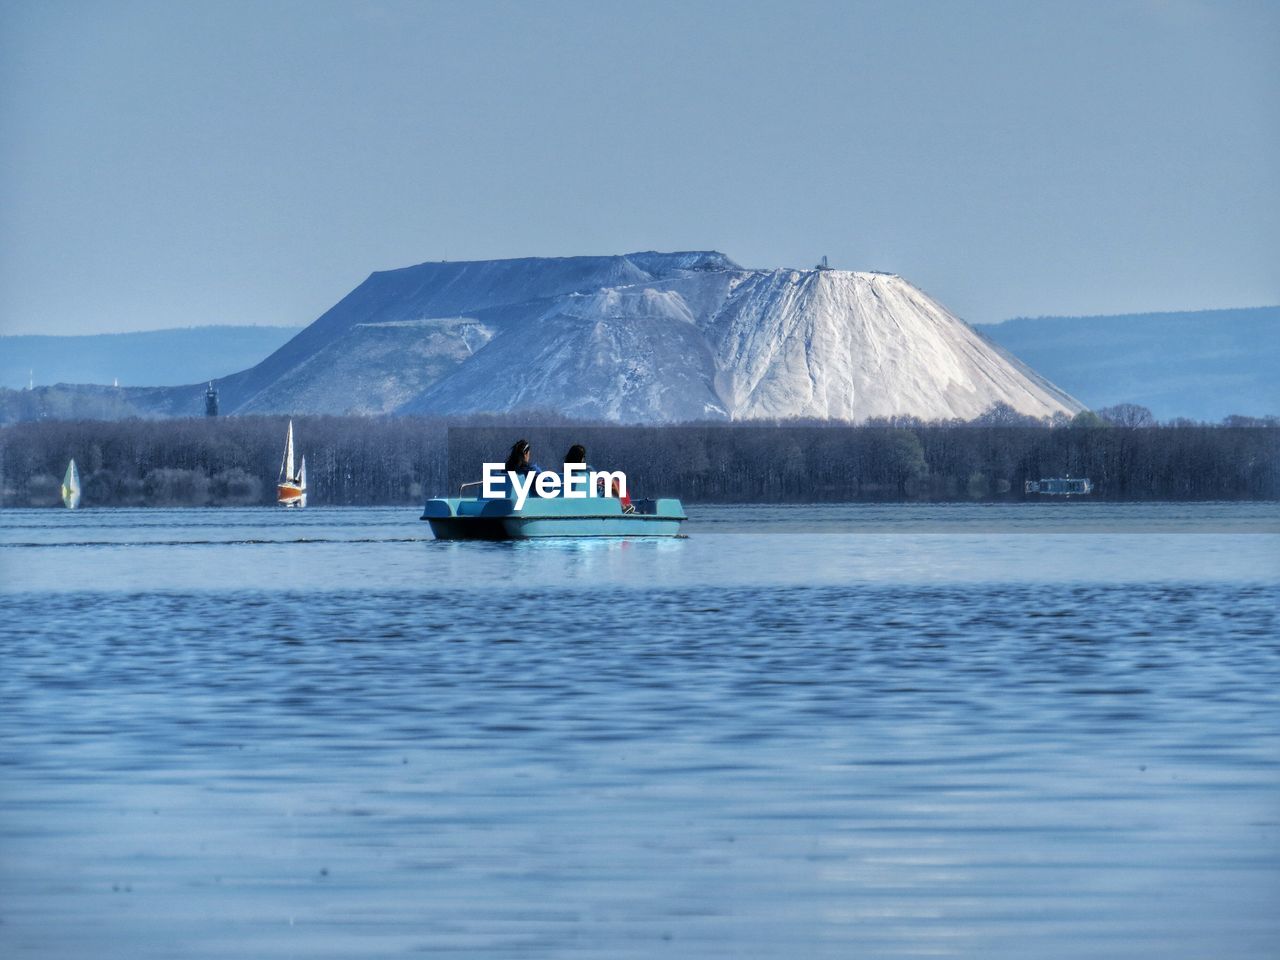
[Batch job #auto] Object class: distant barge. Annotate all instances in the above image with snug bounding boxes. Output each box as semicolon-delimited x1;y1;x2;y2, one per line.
1025;477;1093;496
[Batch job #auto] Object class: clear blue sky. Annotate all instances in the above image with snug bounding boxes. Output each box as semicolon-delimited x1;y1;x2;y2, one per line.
2;0;1276;335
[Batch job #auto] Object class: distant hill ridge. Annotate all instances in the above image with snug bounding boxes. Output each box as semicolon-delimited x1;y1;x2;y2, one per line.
975;306;1278;421
0;325;303;390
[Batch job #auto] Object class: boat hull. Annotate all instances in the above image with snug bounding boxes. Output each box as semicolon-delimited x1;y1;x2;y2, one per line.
277;483;305;507
425;515;511;540
422;496;686;540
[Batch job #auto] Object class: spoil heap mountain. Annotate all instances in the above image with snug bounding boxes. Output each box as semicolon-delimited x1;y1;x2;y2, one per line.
146;251;1082;423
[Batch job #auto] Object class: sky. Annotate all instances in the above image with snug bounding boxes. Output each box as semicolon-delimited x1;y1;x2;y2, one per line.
1;0;1277;335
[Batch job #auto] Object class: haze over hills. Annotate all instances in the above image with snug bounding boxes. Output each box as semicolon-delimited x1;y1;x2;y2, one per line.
0;326;302;391
975;307;1279;421
48;250;1075;424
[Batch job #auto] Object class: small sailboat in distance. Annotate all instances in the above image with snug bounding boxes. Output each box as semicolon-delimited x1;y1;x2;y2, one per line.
61;459;81;509
277;420;307;508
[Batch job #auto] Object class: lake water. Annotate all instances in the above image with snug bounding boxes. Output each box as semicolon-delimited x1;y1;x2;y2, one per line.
1;503;1278;958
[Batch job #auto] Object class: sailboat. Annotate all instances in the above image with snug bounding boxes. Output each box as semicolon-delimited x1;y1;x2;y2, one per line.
276;420;307;507
61;459;81;509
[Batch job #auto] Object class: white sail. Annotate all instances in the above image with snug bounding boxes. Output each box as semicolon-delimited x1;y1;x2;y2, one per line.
61;459;81;510
298;456;307;507
280;420;295;483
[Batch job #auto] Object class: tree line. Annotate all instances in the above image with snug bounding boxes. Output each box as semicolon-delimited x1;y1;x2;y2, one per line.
1;411;1276;507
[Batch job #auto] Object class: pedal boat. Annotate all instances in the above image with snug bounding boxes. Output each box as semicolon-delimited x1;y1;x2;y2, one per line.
421;484;686;540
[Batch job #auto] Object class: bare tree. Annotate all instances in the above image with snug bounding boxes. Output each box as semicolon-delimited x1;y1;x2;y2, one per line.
1098;404;1156;428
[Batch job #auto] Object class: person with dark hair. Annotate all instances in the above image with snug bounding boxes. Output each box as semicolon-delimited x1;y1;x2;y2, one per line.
504;439;541;476
561;444;592;497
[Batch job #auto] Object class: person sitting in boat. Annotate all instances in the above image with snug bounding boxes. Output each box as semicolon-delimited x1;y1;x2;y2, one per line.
580;449;635;514
561;443;632;511
562;444;594;496
502;439;544;498
505;439;542;477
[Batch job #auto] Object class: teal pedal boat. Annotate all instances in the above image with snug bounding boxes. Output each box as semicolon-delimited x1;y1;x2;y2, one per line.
421;493;687;540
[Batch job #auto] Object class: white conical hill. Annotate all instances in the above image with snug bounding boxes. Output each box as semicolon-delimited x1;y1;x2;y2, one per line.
706;269;1078;421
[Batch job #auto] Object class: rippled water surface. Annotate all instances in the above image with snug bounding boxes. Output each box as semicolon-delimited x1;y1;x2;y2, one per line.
2;504;1278;958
